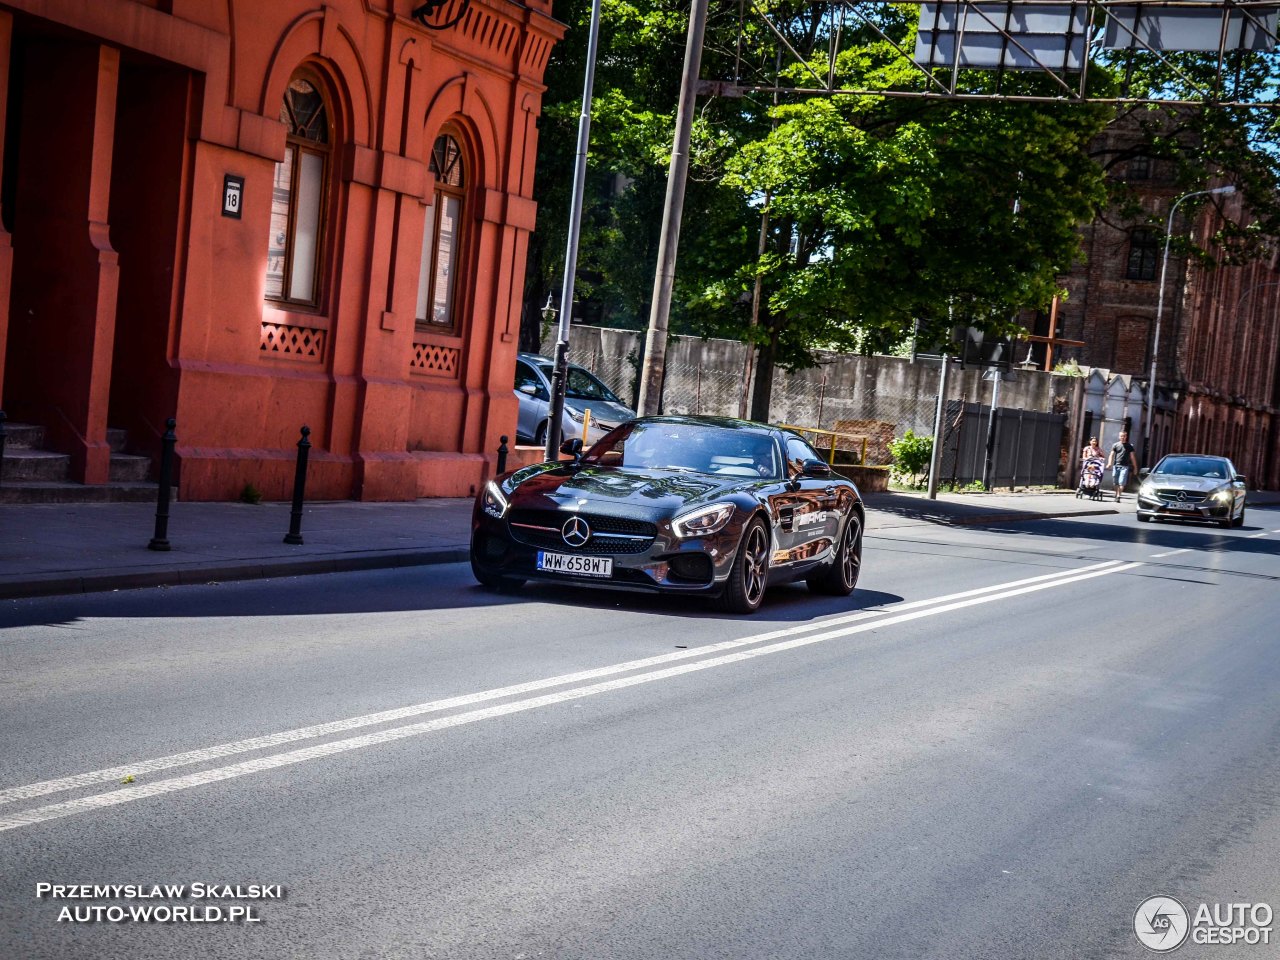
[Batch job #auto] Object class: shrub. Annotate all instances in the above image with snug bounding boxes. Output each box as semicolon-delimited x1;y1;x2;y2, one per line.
239;482;262;505
888;430;933;488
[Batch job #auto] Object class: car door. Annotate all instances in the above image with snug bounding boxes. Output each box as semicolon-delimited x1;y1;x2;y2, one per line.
514;359;549;441
766;434;841;565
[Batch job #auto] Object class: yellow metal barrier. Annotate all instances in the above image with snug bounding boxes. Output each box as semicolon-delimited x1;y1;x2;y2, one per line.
777;424;869;466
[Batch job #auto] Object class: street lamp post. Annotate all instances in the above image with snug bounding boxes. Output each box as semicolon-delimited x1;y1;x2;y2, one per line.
1143;184;1235;466
544;0;604;461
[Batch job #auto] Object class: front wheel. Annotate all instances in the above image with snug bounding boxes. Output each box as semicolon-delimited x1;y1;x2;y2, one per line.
1136;513;1151;523
1231;506;1246;528
720;517;770;614
533;421;548;447
808;515;863;596
470;539;525;592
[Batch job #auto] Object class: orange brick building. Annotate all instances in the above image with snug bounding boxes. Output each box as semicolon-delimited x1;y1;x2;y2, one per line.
0;0;560;500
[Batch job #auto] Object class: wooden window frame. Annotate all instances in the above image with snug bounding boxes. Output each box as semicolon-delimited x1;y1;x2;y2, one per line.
266;71;334;311
416;132;471;335
1125;227;1159;281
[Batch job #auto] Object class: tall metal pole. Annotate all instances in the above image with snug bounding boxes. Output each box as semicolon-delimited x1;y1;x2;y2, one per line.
545;0;604;460
982;374;1001;491
1143;184;1234;466
926;354;949;500
637;0;710;415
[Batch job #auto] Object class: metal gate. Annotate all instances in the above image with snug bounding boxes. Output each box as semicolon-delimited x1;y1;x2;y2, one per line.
938;401;1066;488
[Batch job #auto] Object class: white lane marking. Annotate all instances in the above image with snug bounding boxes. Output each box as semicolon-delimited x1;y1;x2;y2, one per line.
0;561;1141;833
1150;548;1192;558
0;560;1124;808
1247;531;1269;539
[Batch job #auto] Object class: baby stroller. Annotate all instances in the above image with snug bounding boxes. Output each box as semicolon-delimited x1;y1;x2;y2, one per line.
1077;456;1105;499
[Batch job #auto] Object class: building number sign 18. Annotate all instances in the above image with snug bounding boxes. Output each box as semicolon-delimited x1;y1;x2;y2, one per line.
223;175;244;219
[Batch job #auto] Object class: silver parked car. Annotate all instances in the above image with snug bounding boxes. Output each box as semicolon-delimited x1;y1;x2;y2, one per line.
1136;454;1247;527
514;353;636;447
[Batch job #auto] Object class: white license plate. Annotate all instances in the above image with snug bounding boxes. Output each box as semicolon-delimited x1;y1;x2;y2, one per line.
536;551;613;578
1166;501;1198;511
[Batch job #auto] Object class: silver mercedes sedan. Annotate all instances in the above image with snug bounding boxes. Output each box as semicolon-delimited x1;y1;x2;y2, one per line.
1136;454;1247;527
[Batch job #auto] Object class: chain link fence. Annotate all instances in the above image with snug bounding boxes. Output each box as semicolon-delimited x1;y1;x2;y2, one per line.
546;327;1071;478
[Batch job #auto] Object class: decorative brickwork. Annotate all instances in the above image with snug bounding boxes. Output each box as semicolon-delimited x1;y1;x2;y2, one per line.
411;341;461;377
260;321;326;360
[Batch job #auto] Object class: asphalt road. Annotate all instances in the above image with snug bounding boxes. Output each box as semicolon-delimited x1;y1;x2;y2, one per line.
2;508;1278;959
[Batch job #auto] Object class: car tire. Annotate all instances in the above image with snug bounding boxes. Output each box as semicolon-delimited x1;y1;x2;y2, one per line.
808;514;863;596
534;421;548;447
1231;506;1245;528
1136;513;1151;523
469;539;525;592
720;517;770;614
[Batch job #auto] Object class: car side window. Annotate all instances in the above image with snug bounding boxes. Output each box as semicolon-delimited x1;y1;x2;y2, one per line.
515;361;547;399
785;436;822;478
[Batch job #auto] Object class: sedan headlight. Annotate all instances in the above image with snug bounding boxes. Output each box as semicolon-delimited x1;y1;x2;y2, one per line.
565;406;585;423
481;481;509;519
1139;481;1156;499
1212;487;1233;502
672;503;735;538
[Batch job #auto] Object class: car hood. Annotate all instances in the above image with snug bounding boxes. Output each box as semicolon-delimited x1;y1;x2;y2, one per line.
1147;474;1229;493
563;399;635;427
505;464;749;518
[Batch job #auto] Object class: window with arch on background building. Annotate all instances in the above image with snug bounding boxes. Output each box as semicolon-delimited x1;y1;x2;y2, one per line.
417;133;467;331
1125;227;1159;281
265;75;331;306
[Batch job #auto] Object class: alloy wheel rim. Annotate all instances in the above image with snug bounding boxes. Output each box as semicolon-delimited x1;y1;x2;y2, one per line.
841;519;861;587
744;525;768;605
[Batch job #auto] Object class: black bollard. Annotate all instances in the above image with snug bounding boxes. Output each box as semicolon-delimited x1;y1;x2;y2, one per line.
0;410;7;486
148;418;177;551
497;435;509;475
284;425;311;545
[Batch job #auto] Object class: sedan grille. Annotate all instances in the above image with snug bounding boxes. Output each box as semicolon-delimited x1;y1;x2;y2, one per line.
1153;488;1207;503
507;509;657;555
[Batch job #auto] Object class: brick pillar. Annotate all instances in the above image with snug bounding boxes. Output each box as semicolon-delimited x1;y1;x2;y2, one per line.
0;12;14;408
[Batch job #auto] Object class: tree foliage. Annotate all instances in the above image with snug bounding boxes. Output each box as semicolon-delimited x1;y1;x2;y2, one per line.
524;1;1280;402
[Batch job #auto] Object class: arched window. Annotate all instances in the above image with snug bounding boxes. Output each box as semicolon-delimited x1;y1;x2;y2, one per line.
417;133;467;330
1125;227;1159;281
266;74;332;306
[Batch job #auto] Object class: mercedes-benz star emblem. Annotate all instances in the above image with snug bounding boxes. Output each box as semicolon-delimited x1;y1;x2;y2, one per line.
1177;490;1188;501
561;516;591;547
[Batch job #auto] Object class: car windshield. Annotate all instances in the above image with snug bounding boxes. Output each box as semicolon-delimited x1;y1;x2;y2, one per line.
584;421;781;479
534;362;620;403
1155;456;1230;480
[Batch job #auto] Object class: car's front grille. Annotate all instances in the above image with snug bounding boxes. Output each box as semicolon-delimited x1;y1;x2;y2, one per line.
1153;488;1207;503
507;509;657;555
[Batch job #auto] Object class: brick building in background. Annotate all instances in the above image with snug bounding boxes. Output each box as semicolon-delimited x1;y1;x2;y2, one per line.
0;0;560;501
1034;118;1280;490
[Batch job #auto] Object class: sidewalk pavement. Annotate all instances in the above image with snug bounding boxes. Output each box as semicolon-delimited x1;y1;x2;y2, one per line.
3;487;1277;600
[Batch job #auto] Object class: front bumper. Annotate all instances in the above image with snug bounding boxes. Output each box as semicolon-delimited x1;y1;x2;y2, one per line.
1135;494;1232;522
471;506;744;594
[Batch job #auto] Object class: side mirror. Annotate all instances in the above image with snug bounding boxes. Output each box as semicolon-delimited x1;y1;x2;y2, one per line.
517;383;537;396
800;459;832;479
1139;467;1150;478
1234;473;1247;484
560;437;583;461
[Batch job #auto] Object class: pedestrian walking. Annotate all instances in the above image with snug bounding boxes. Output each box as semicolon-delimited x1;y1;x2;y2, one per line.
1082;436;1104;460
1105;431;1138;502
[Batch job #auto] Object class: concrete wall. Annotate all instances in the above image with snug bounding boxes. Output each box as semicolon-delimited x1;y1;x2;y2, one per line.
547;326;1077;472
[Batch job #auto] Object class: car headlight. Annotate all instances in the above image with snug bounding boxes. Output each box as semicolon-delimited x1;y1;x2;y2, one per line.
481;481;509;519
671;503;735;538
1139;482;1156;498
1212;487;1232;502
565;406;585;423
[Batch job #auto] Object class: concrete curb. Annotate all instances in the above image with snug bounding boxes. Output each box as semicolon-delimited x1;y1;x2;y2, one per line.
0;547;469;600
